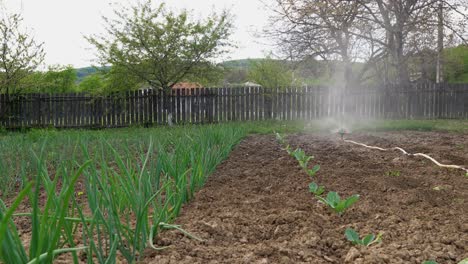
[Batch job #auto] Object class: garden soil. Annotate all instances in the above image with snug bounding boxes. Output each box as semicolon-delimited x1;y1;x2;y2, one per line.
143;132;468;264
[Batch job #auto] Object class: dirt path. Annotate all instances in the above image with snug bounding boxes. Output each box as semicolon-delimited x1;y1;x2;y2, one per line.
144;133;468;264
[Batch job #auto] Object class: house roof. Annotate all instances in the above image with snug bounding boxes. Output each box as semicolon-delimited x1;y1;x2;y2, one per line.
172;82;203;89
243;81;262;87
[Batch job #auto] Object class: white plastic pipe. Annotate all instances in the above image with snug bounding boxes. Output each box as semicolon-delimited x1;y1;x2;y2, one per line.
344;139;468;174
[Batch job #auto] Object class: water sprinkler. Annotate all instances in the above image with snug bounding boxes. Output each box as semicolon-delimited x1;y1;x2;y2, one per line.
337;128;347;140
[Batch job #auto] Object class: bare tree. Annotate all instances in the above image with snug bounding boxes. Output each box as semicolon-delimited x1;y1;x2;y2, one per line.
265;0;468;86
265;0;367;88
353;0;468;84
435;0;468;83
0;12;44;94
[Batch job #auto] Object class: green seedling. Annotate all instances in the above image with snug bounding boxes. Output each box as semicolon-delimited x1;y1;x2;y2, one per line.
309;182;325;196
275;132;285;145
422;261;438;264
386;170;401;177
291;148;313;169
317;192;359;214
345;228;382;247
289;148;320;177
285;145;293;155
307;165;320;177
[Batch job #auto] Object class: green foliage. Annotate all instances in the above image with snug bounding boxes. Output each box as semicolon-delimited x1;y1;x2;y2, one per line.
443;45;468;83
0;157;90;264
275;132;286;145
309;182;325;195
87;0;233;93
422;261;438;264
345;228;381;247
317;192;359;215
76;66;109;82
0;12;45;94
386;170;401;177
76;66;142;94
307;165;321;177
184;63;225;87
24;66;77;93
0;124;248;263
247;56;295;88
290;148;320;177
291;148;312;169
101;66;142;93
223;58;364;87
77;73;106;93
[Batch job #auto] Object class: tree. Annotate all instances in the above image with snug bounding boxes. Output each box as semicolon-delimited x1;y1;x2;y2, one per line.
87;0;233;94
443;44;468;83
350;0;468;85
224;68;248;85
98;66;142;94
0;12;45;93
265;0;468;86
265;0;368;88
78;73;106;93
247;57;296;88
20;66;77;93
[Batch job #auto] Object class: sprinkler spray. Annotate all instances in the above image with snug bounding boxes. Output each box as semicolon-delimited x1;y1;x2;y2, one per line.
337;128;348;140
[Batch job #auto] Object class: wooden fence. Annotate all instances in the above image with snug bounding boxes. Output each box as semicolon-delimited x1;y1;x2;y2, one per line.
0;83;467;128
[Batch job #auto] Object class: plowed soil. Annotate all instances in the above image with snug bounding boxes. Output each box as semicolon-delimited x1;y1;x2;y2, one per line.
143;132;468;264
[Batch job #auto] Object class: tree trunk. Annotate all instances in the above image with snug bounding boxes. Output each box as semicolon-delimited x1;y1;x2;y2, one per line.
436;0;444;84
394;31;410;85
162;87;174;126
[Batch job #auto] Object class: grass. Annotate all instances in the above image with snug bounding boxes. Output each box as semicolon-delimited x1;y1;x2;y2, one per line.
351;119;468;133
0;119;466;263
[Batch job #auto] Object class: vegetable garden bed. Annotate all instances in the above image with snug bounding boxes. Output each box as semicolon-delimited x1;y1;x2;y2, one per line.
145;132;468;264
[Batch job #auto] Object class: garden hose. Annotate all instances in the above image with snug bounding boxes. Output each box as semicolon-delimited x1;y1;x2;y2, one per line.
343;139;468;174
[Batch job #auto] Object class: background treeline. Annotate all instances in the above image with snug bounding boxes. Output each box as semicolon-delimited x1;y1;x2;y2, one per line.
9;43;467;94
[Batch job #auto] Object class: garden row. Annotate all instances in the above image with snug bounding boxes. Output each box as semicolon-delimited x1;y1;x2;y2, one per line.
274;132;467;264
0;125;248;263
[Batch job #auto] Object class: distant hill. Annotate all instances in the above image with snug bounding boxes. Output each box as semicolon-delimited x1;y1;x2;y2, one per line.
75;66;110;82
222;59;265;70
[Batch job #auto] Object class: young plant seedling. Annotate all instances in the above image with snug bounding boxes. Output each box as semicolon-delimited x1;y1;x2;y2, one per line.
285;145;293;155
275;132;285;145
386;170;401;177
309;182;325;196
307;165;321;177
291;148;313;169
317;192;359;215
422;261;438;264
345;228;382;247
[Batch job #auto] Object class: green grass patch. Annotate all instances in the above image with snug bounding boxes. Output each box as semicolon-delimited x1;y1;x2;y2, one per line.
352;119;468;133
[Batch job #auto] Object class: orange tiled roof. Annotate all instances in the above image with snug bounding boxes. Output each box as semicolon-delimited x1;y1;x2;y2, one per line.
172;82;203;89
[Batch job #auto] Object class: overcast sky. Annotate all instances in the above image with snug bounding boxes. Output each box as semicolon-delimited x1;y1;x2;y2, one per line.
3;0;273;68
